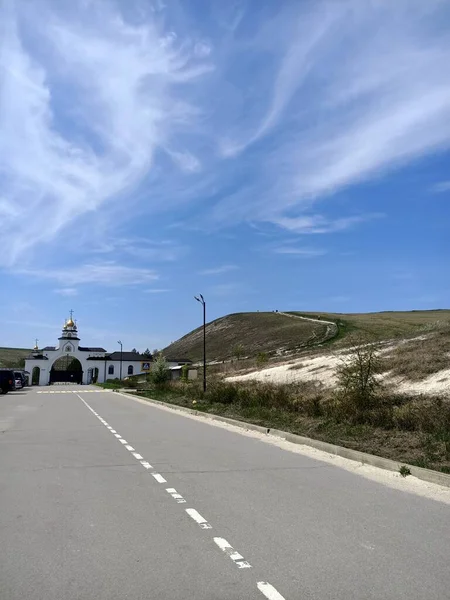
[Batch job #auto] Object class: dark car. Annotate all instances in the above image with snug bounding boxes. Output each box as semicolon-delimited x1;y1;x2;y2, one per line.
0;369;16;394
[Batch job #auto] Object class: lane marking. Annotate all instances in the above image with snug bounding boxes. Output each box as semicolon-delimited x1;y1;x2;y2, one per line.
114;433;122;438
125;445;135;451
119;439;128;444
132;452;143;460
257;582;286;600
140;461;153;469
152;473;167;483
110;429;117;433
186;508;212;530
214;537;251;568
166;488;186;503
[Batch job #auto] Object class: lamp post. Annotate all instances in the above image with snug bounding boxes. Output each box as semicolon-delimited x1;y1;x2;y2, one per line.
194;294;206;392
117;340;123;380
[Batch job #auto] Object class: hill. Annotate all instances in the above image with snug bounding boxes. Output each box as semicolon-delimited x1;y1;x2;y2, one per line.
163;309;450;363
0;347;31;369
163;312;330;362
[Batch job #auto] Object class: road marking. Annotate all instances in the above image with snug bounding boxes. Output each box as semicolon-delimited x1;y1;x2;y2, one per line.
213;538;251;568
140;461;153;469
125;445;135;451
257;582;286;600
186;508;212;530
166;488;186;503
110;429;117;433
119;439;128;444
114;433;122;438
132;452;143;460
152;473;167;483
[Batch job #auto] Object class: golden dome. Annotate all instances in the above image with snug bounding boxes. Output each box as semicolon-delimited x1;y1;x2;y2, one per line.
66;318;75;327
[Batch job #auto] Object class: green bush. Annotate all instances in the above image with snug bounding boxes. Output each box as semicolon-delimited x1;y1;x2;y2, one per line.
149;354;170;385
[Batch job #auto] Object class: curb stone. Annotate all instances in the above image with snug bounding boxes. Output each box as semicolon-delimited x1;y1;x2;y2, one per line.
116;390;450;489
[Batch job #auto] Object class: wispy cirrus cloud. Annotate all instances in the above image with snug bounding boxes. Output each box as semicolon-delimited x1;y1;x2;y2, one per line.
1;0;449;271
430;181;450;193
198;264;238;276
21;262;158;286
54;287;78;296
273;247;326;258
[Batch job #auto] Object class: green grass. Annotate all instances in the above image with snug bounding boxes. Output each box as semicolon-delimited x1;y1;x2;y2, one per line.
163;309;450;364
0;347;30;368
289;310;450;344
125;378;450;474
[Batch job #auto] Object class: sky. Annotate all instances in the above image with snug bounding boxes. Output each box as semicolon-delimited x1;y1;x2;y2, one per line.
0;0;449;352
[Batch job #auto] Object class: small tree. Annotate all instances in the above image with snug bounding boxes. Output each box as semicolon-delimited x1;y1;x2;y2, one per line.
233;343;245;361
131;348;137;354
142;348;152;358
334;336;383;424
150;353;170;385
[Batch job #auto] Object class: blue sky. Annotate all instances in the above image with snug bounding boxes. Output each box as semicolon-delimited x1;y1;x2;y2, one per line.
0;0;449;352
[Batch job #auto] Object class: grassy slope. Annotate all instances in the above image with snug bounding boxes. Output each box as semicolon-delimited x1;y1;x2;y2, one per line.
289;310;450;343
0;347;30;368
164;309;450;363
163;312;327;362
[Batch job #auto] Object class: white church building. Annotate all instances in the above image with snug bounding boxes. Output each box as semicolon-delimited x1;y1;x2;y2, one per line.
25;314;190;386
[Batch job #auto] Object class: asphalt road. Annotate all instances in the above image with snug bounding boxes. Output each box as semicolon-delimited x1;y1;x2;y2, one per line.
1;385;449;600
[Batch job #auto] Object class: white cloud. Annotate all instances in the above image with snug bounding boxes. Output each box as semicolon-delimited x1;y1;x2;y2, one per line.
1;0;449;268
199;265;238;275
21;262;158;286
144;288;171;293
430;181;450;193
0;0;210;266
54;287;78;296
273;247;326;257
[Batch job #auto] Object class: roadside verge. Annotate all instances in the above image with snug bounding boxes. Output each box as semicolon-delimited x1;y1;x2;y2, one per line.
116;390;450;490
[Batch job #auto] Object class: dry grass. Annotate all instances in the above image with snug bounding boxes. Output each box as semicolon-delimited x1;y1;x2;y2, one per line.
163;312;326;362
380;326;450;380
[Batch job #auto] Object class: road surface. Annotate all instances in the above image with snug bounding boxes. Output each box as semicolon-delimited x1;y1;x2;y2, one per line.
1;385;449;599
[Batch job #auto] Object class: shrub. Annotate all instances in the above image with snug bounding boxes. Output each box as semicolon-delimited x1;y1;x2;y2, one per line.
149;353;170;385
399;465;411;477
256;352;269;367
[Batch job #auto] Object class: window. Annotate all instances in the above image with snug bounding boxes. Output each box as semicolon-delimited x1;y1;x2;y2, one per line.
108;365;114;375
127;365;134;375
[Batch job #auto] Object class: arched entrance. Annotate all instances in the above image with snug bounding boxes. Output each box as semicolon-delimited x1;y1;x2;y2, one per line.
50;355;83;384
32;366;40;385
86;367;99;384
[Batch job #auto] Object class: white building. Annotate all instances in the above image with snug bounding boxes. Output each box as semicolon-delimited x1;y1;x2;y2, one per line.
25;315;190;386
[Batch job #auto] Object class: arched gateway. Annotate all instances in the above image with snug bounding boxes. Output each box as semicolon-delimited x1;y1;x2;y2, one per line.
24;312;161;386
49;355;83;384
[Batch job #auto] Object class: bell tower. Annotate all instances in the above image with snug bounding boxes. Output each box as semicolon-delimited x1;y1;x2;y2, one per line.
58;310;80;351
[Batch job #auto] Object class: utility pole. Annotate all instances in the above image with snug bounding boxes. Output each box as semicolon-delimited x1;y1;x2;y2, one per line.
194;294;206;392
117;340;123;380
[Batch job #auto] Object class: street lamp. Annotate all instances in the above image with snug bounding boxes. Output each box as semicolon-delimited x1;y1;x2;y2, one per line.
194;294;206;392
117;340;123;380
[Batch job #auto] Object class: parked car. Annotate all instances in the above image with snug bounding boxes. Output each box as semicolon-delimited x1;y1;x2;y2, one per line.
14;377;23;389
14;371;28;387
0;369;16;394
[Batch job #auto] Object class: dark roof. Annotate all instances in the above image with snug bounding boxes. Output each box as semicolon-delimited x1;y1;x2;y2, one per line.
106;351;146;361
58;336;80;341
42;346;56;351
78;346;107;352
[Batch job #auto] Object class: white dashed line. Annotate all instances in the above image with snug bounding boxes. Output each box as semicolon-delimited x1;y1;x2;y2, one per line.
213;537;251;568
77;393;284;594
257;582;286;600
186;508;212;530
166;488;186;503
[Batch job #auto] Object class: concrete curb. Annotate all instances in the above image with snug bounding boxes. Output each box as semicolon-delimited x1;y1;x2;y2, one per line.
116;390;450;489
